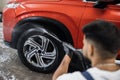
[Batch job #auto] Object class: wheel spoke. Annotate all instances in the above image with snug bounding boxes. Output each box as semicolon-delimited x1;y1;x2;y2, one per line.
42;53;56;60
39;57;46;67
35;53;46;67
41;37;49;52
25;48;37;61
26;38;41;49
42;49;56;60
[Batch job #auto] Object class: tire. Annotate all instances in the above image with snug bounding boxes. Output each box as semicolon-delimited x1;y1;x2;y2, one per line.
17;26;64;73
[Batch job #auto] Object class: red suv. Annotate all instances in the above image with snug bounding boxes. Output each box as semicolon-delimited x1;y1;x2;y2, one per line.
3;0;120;73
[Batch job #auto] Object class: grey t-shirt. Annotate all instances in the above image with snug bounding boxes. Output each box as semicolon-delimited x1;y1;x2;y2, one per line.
57;67;120;80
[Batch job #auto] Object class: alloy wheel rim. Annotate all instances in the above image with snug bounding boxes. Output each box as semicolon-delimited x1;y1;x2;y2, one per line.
23;35;57;68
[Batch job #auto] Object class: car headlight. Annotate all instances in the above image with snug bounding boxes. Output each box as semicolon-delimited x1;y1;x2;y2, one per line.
6;3;20;8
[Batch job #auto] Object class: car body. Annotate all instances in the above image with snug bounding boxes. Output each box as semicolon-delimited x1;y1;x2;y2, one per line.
2;0;120;73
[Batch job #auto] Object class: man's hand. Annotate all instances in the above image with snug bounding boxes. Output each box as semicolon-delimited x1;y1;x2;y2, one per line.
52;42;77;80
62;42;74;59
52;43;76;80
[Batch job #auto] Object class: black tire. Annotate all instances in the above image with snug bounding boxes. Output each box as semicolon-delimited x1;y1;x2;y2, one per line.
17;26;64;73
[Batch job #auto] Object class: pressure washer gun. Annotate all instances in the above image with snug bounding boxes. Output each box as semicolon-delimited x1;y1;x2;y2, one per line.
44;32;90;71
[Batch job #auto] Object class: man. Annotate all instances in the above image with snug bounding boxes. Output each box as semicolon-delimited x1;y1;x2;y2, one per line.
52;20;120;80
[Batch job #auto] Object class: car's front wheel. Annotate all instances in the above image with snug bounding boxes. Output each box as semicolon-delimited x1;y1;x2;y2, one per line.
17;27;64;73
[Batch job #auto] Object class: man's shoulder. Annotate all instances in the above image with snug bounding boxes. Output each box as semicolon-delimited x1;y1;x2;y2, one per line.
57;71;86;80
87;67;99;72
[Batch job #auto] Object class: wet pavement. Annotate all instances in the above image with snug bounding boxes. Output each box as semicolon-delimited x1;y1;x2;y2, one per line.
0;23;52;80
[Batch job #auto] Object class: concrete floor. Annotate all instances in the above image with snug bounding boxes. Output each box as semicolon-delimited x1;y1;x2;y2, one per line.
0;23;52;80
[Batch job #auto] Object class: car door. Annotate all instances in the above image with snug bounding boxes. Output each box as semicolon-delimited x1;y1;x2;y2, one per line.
104;4;120;27
77;0;120;58
80;0;120;27
77;0;108;48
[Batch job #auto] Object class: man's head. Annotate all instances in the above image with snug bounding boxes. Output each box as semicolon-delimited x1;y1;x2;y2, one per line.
82;20;120;61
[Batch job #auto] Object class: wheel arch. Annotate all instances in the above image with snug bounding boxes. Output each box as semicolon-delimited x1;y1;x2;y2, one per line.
12;16;73;49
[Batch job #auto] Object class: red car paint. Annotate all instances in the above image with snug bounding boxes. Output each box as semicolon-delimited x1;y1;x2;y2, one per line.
3;0;120;58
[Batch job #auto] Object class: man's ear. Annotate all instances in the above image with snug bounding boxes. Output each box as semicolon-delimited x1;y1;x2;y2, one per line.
88;43;94;57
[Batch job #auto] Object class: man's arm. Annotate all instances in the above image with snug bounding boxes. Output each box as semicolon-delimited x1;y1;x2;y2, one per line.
52;55;71;80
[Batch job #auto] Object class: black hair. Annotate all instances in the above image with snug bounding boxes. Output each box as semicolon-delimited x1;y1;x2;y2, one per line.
82;20;120;58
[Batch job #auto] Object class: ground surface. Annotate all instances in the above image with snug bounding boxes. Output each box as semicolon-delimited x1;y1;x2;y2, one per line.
0;23;52;80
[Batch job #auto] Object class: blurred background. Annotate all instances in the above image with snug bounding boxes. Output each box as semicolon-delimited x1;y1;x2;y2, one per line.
0;0;9;12
0;0;9;22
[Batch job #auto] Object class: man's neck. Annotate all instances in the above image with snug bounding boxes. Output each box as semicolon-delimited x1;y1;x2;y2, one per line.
92;57;115;66
91;57;120;71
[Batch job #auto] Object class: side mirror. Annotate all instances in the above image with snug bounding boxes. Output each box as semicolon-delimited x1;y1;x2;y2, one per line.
93;1;108;9
93;0;120;9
